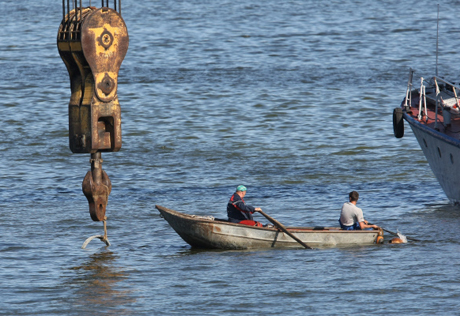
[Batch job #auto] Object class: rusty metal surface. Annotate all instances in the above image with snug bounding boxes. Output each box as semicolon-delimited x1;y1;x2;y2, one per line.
82;153;112;221
58;6;128;154
81;8;129;103
57;2;128;222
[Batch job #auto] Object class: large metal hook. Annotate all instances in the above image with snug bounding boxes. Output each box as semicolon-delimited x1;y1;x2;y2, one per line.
82;216;110;249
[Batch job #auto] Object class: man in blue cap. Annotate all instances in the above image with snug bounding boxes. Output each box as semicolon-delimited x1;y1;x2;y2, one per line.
227;185;263;225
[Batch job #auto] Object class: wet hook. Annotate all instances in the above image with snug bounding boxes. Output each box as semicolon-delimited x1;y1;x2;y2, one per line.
81;217;111;249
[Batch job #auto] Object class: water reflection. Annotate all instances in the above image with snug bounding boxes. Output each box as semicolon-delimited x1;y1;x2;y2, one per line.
69;250;135;314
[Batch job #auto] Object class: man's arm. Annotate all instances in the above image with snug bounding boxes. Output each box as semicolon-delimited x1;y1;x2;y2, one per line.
234;200;256;214
358;221;379;230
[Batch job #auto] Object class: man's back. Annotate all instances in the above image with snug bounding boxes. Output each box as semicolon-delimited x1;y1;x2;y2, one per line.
339;202;364;226
227;193;254;222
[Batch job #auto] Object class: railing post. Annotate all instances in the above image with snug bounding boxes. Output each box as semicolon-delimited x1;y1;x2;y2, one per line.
435;78;439;130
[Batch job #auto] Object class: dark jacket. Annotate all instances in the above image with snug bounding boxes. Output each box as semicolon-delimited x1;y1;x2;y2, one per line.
227;193;256;222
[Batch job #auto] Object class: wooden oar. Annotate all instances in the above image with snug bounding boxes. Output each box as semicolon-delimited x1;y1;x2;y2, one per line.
257;210;313;249
369;223;420;242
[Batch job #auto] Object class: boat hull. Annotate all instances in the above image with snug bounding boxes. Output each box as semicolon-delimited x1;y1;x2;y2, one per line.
156;205;381;249
404;112;460;202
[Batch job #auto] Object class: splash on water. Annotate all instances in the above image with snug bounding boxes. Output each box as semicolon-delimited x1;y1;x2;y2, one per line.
397;231;408;243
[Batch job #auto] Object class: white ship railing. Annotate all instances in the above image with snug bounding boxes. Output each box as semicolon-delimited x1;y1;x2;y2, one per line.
418;77;427;121
405;68;460;129
404;68;415;109
433;76;460;129
433;76;460;93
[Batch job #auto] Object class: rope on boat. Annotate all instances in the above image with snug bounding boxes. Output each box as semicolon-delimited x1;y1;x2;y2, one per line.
190;215;215;221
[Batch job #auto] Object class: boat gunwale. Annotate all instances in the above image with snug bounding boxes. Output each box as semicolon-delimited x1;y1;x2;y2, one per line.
403;110;460;148
155;204;377;234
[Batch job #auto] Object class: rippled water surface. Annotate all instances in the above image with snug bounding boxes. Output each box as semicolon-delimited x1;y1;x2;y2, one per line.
2;0;460;315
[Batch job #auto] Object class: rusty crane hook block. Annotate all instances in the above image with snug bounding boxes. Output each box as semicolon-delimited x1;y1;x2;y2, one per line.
57;1;128;248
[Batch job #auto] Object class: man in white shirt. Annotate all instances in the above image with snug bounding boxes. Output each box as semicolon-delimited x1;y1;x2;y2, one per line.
339;191;379;230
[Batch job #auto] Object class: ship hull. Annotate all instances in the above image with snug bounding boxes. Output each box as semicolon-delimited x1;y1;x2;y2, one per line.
404;111;460;203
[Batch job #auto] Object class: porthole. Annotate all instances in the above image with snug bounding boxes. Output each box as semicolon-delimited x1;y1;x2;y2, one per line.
437;147;442;158
450;153;454;164
423;138;428;147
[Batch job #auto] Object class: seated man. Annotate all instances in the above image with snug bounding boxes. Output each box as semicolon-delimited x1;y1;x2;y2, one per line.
339;191;379;230
227;185;263;226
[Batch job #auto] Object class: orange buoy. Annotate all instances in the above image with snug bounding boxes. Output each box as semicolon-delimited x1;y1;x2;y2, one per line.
389;237;404;244
376;236;384;244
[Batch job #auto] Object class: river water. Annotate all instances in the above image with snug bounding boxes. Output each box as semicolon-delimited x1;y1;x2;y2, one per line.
1;0;460;315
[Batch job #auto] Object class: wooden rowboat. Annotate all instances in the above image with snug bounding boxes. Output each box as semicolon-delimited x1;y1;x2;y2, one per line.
156;205;384;249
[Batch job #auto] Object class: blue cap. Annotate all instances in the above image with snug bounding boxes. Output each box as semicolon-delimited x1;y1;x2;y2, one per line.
236;185;247;192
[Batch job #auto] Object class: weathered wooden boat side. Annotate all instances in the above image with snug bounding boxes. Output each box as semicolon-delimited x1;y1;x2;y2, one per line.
156;205;382;249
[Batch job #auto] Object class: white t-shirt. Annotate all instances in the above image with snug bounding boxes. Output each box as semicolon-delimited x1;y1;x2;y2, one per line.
339;202;364;226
